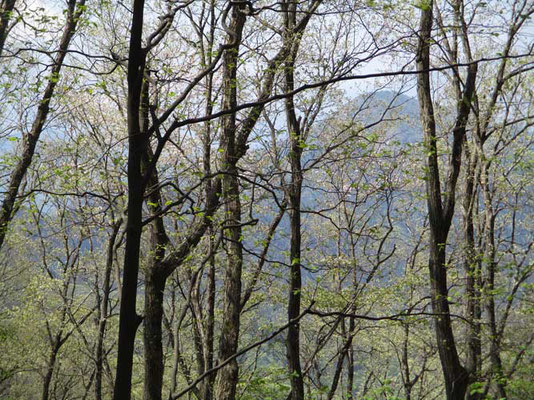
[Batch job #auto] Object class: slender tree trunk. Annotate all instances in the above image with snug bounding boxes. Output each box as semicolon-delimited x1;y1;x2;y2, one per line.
191;272;207;382
283;2;304;399
401;323;412;400
203;251;216;400
326;325;353;400
480;161;507;399
200;10;216;393
463;145;482;400
487;291;507;399
169;296;181;397
113;0;147;398
202;5;216;395
346;248;357;400
345;319;355;400
95;220;122;400
41;338;61;400
286;144;304;400
0;0;86;250
215;4;246;400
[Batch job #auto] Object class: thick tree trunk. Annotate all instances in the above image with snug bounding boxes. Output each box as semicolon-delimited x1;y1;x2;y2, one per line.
0;0;86;250
140;67;170;400
215;161;243;400
286;167;303;400
415;2;476;399
113;0;147;398
143;271;166;400
428;231;469;399
215;4;246;400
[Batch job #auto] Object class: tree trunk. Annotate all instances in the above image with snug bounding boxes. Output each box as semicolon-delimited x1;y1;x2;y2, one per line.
428;231;469;399
415;2;476;399
480;161;507;399
202;243;216;400
95;220;121;400
286;160;304;400
215;4;246;400
113;0;147;398
283;2;304;399
41;338;61;400
326;324;353;400
402;324;412;400
140;66;170;400
144;271;166;400
346;331;354;400
201;7;216;395
463;146;482;400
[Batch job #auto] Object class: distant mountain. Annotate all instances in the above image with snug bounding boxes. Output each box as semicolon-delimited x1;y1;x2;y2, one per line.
353;90;421;144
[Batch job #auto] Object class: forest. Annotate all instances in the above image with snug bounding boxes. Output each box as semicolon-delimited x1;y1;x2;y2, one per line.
0;0;532;399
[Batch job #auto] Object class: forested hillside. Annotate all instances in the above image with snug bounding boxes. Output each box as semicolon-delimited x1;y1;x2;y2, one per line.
0;1;532;399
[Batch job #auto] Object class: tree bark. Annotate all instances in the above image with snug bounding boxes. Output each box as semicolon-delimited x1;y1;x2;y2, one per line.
143;271;166;400
463;144;482;400
215;4;246;400
479;161;507;400
199;8;216;395
202;242;216;400
139;66;170;400
283;1;305;398
113;0;147;398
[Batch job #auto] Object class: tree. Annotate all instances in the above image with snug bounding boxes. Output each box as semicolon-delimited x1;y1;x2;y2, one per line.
0;1;532;399
0;0;87;250
415;0;477;398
